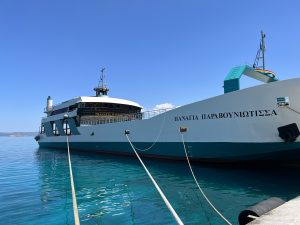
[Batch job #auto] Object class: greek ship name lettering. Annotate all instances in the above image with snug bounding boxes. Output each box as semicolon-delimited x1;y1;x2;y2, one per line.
175;115;199;121
174;109;277;121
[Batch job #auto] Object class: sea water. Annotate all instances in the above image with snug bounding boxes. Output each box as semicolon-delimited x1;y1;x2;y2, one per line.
1;137;300;225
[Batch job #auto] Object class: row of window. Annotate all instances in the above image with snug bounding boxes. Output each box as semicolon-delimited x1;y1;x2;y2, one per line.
50;103;140;116
40;120;71;135
52;121;71;136
79;102;140;111
78;109;140;116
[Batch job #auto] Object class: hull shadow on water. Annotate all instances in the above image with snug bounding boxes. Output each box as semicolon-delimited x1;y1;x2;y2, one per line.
36;147;300;225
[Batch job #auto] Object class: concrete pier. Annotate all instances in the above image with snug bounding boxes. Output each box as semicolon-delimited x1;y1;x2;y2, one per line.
249;196;300;225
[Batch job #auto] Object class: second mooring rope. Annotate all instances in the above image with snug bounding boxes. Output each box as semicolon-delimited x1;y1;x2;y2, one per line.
180;133;232;225
287;106;300;115
130;113;167;152
66;135;80;225
125;133;184;225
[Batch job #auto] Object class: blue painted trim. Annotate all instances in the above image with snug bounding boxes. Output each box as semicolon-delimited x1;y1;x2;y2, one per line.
43;122;54;136
224;65;278;93
67;118;80;135
54;120;65;136
38;141;300;162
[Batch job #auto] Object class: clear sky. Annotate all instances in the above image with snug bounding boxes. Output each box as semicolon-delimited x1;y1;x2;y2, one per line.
1;0;300;132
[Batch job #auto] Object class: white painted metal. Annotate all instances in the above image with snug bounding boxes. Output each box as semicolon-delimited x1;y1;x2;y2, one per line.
52;95;142;111
47;97;53;111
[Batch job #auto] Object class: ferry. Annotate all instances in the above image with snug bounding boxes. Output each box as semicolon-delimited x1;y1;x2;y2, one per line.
36;32;300;162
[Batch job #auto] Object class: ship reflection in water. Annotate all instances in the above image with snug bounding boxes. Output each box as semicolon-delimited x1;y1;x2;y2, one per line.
36;148;300;225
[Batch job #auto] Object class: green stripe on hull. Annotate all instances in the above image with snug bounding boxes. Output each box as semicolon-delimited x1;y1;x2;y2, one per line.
38;141;300;162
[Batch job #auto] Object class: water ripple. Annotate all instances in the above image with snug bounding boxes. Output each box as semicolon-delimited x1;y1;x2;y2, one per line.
1;137;300;225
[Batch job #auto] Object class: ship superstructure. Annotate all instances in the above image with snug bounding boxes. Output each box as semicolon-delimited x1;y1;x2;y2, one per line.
40;69;143;138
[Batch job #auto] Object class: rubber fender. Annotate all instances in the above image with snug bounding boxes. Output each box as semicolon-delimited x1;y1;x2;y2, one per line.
34;135;40;141
278;123;300;142
238;197;285;225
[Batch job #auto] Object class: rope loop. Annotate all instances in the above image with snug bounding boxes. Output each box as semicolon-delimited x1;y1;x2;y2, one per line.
130;112;167;152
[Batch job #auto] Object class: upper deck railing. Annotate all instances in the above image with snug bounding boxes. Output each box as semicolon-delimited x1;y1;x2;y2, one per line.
142;108;172;119
80;108;173;126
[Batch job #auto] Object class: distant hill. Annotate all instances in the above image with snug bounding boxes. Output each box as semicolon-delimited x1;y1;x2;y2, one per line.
0;132;38;137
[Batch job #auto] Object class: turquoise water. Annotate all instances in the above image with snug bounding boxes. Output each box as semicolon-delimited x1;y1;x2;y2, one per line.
1;137;300;225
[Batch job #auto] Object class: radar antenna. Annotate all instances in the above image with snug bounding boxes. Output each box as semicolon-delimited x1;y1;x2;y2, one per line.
253;30;266;70
94;68;109;96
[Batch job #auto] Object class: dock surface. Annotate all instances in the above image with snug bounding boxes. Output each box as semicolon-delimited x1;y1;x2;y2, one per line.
249;196;300;225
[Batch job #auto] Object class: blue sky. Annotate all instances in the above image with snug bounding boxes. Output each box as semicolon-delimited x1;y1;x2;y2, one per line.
1;0;300;132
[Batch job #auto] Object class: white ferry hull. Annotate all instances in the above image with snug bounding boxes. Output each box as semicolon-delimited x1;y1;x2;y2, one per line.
38;78;300;162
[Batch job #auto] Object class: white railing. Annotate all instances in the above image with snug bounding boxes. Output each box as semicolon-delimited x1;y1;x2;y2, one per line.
141;108;172;119
80;114;142;126
80;108;172;126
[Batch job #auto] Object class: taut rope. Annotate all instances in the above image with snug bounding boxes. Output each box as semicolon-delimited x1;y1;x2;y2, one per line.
180;132;232;225
66;135;80;225
125;132;184;225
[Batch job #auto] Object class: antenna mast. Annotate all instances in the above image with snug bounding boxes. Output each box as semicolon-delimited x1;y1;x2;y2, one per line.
253;31;266;70
94;67;109;96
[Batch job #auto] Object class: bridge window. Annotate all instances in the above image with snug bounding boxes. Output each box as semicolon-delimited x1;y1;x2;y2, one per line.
63;119;71;135
51;122;59;136
39;124;45;134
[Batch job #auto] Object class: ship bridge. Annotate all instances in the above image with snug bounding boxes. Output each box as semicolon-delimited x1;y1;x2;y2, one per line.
223;65;278;93
224;31;279;94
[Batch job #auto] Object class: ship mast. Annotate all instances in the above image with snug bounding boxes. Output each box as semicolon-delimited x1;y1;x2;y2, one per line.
94;68;109;96
253;30;266;70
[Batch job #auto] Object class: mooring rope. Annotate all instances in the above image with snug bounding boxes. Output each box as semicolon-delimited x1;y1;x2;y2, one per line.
180;133;232;225
287;106;300;115
66;135;80;225
130;112;167;152
125;133;184;225
64;164;70;225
